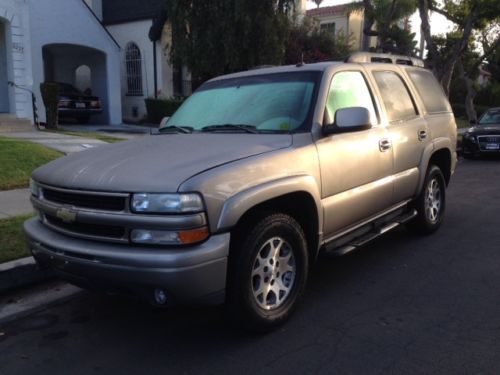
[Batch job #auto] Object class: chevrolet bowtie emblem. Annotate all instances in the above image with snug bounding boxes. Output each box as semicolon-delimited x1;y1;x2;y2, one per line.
56;207;77;223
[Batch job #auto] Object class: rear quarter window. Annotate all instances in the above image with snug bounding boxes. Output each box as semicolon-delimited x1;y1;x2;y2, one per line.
407;69;452;114
373;71;418;122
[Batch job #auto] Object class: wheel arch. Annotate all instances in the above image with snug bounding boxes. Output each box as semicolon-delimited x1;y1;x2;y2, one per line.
417;139;453;196
218;176;323;262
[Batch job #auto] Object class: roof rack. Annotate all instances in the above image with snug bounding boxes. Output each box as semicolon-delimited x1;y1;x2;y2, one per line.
346;52;425;68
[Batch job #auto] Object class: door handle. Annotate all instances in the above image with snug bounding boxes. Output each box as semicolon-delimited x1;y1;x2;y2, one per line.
418;130;427;141
379;138;392;152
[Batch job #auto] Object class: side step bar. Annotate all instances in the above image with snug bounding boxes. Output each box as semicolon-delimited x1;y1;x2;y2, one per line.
323;209;417;257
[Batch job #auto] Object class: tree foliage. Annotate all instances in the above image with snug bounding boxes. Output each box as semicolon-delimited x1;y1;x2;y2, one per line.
283;17;353;64
165;0;292;87
347;0;418;54
418;0;500;96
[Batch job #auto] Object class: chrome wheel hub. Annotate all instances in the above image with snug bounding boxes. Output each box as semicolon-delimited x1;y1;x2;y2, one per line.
251;237;296;310
425;178;441;223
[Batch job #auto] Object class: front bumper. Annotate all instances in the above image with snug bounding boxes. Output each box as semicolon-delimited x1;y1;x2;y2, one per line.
24;218;229;306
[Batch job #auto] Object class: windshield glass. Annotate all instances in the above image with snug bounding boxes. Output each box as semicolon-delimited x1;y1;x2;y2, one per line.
479;109;500;125
166;72;320;133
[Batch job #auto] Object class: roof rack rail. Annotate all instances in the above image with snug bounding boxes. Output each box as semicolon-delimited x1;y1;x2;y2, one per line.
248;65;277;71
346;52;425;68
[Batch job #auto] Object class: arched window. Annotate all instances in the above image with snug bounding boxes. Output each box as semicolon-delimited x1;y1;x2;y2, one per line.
125;42;143;96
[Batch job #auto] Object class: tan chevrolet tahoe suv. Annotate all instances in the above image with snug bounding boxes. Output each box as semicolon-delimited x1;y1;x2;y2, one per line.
25;53;457;331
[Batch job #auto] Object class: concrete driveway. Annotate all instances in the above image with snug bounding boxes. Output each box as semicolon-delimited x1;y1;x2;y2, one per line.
1;157;500;374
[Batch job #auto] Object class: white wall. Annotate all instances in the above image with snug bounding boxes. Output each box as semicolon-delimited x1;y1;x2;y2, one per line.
0;0;33;120
29;0;122;124
107;20;155;120
107;20;175;121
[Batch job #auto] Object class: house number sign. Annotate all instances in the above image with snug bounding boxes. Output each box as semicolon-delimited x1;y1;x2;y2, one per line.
13;42;24;54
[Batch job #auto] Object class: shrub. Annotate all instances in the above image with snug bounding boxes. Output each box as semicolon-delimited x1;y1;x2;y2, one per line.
40;82;60;129
145;98;184;124
451;103;490;119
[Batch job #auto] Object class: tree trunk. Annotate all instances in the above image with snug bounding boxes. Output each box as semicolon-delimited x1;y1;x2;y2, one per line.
457;59;477;123
418;0;476;97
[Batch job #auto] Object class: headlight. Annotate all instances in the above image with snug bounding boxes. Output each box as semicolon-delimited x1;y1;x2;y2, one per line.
29;178;40;197
464;133;476;142
130;193;204;213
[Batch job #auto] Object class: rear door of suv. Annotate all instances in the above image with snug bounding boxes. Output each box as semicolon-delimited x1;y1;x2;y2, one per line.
366;66;430;203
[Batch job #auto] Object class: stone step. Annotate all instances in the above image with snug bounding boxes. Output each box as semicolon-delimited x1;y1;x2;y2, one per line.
0;117;34;133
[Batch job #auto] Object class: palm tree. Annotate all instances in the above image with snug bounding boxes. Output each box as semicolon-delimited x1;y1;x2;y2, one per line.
346;0;417;52
312;0;324;8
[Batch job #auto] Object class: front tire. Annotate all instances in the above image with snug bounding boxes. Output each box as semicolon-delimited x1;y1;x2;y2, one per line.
227;213;309;332
407;165;446;235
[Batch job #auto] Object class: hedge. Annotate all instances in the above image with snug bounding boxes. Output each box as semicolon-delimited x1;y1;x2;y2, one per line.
40;82;60;129
145;98;184;124
451;103;490;119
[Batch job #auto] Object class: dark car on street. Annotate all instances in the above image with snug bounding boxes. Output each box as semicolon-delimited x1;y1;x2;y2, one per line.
57;83;103;124
462;108;500;158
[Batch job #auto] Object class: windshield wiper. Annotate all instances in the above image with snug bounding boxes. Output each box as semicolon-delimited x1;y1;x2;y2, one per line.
201;124;258;134
157;125;193;134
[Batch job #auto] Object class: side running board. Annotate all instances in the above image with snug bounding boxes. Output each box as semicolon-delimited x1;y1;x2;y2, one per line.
324;209;417;257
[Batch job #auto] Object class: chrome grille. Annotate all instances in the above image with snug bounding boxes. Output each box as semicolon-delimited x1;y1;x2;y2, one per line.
477;135;500;151
45;214;126;239
43;187;126;211
33;184;207;244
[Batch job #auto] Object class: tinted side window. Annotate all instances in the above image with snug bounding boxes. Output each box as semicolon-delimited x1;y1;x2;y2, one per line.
407;69;452;113
326;71;377;124
373;71;417;122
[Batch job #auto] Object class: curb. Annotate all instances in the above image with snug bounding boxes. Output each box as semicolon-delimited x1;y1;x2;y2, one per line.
0;281;82;325
0;256;55;294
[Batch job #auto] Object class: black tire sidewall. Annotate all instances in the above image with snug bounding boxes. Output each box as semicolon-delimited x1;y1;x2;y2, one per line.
414;165;446;233
228;214;309;330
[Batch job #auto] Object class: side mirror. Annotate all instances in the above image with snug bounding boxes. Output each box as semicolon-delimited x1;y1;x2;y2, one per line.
322;107;373;136
469;119;477;125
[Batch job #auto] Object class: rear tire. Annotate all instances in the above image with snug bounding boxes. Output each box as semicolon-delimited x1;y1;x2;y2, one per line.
407;165;446;235
227;213;309;332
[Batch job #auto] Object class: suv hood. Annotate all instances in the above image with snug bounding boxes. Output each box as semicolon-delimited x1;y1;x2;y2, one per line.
33;133;292;193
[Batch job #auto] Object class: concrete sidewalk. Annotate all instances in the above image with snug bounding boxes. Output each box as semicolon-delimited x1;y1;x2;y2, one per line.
2;131;109;154
0;189;32;219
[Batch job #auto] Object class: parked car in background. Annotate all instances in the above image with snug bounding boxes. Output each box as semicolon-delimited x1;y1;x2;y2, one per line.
57;83;102;124
462;107;500;158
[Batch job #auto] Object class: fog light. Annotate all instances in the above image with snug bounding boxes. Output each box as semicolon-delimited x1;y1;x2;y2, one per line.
130;227;209;245
154;288;167;305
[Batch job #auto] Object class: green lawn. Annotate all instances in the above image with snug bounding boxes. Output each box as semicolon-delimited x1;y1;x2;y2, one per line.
45;130;126;143
0;214;34;263
0;137;63;190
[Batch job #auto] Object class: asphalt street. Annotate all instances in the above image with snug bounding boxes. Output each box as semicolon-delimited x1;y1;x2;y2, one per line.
1;157;500;375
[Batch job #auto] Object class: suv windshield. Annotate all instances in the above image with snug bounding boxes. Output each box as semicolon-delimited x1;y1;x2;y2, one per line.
166;71;320;133
479;109;500;125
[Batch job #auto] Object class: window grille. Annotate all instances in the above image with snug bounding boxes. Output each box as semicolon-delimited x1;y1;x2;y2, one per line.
125;42;143;96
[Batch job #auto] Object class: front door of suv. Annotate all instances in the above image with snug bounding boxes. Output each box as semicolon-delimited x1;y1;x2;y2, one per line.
316;69;394;237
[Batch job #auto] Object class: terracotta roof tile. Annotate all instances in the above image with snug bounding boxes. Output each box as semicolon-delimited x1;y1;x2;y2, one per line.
306;4;346;17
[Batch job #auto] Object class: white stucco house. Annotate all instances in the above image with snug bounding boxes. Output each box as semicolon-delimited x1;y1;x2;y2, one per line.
98;0;183;122
91;0;309;122
306;4;377;51
0;0;122;129
0;0;314;128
